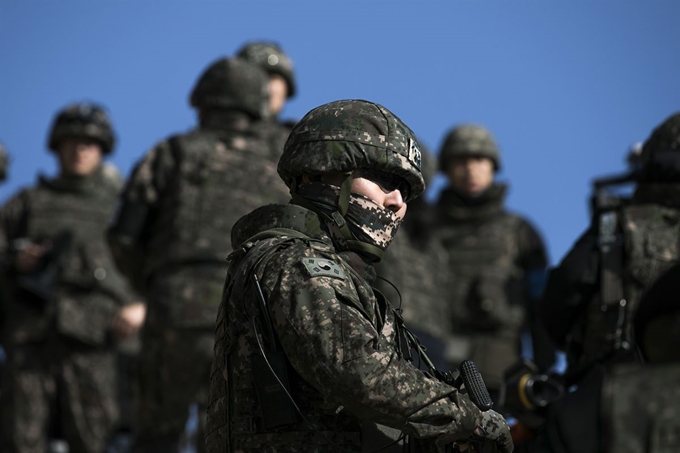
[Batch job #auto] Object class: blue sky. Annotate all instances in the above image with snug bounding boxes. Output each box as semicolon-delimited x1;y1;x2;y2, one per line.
2;1;679;264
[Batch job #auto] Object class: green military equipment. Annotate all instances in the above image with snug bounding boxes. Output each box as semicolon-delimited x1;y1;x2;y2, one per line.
278;99;425;202
189;57;270;119
48;103;116;154
237;41;297;98
438;124;501;172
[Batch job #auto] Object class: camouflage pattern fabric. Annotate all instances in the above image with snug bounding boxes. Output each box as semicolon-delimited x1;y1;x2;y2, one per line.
108;112;289;452
601;363;680;453
434;184;548;390
236;41;297;98
206;203;513;453
48;103;116;154
0;342;119;453
278;99;425;203
0;167;134;452
438;124;501;172
374;231;450;372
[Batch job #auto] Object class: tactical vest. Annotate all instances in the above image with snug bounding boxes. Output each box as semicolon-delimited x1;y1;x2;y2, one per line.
21;173;132;345
143;130;287;277
602;363;680;453
580;204;680;367
437;213;525;389
208;233;364;453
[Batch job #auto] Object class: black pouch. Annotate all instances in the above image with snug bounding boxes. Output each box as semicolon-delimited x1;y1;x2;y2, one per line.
251;350;298;430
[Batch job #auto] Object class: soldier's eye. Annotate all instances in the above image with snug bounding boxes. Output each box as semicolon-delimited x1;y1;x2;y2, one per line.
357;169;410;200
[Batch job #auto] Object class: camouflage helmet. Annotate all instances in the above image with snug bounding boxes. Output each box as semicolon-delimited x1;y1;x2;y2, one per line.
189;57;270;119
48;103;116;154
237;41;297;98
438;124;501;172
638;112;680;182
278;99;425;202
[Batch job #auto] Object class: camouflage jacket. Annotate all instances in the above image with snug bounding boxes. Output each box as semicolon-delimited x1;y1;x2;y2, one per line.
206;203;485;452
543;189;680;371
108;114;290;327
0;167;136;346
601;363;680;453
434;184;549;386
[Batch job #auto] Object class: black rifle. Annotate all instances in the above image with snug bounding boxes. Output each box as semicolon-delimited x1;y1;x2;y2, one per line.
15;231;73;305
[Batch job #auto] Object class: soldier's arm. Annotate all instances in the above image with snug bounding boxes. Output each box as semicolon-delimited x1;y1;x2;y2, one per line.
107;141;176;291
262;248;493;444
516;219;556;370
540;227;600;350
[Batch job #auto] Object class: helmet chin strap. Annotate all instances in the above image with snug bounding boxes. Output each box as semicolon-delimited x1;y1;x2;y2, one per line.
292;173;386;263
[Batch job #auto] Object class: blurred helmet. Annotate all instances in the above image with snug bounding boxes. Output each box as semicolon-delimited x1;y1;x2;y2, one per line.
190;57;269;119
638;112;680;182
48;103;116;154
237;41;297;98
438;124;501;172
278;99;424;202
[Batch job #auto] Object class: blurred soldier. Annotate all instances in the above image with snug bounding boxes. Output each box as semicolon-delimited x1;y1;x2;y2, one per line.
434;124;551;400
374;141;450;371
206;99;513;453
0;140;9;183
534;111;680;453
601;260;680;453
237;41;297;159
107;58;289;453
0;103;142;453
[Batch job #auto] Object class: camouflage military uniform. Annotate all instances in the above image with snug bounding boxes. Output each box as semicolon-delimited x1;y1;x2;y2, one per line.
531;112;680;453
435;183;549;392
374;143;450;371
237;41;298;161
0;167;135;453
108;58;289;452
206;100;513;453
541;113;680;372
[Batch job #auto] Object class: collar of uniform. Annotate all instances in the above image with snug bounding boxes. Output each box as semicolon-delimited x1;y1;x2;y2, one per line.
230;203;331;250
337;250;377;284
436;183;507;222
39;165;105;194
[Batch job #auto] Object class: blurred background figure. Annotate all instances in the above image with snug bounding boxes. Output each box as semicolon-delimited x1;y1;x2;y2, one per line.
534;111;680;453
107;57;289;453
0;103;142;453
375;141;450;371
433;124;553;403
236;40;298;160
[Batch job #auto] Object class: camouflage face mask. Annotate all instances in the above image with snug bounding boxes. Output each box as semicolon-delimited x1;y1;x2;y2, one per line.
295;181;402;259
345;192;403;253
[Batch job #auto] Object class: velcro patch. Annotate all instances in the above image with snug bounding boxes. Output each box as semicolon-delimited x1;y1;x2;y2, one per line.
302;258;346;280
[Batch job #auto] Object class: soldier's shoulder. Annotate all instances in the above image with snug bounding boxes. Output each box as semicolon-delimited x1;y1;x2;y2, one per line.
254;237;348;283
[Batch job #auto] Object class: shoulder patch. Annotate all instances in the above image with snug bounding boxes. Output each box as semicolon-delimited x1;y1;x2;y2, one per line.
301;258;346;280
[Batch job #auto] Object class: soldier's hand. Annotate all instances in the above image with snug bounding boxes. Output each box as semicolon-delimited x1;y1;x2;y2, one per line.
14;242;48;273
112;302;147;340
471;410;513;453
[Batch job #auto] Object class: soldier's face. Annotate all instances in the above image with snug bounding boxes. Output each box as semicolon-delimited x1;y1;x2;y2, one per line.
268;74;288;115
446;156;494;197
312;172;408;219
57;139;103;177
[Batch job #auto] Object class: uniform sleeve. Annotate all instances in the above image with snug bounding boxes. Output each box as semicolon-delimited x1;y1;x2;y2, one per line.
263;248;483;442
540;227;600;350
107;141;176;289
